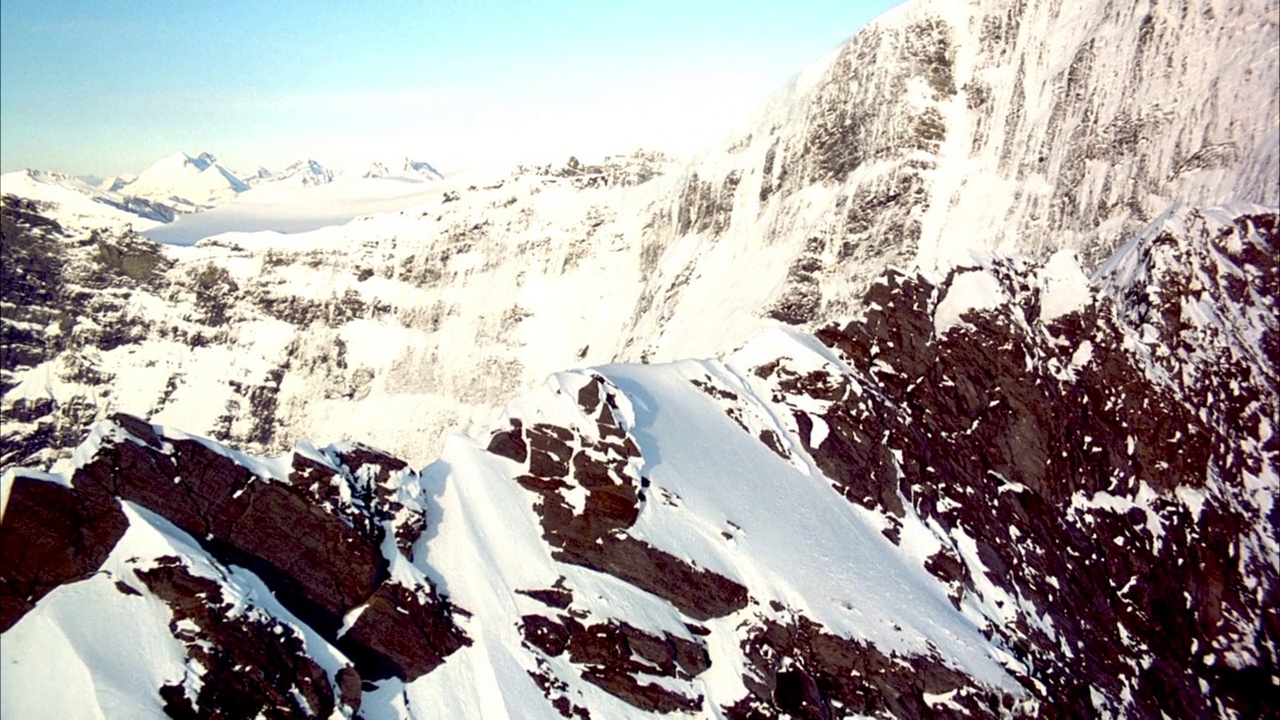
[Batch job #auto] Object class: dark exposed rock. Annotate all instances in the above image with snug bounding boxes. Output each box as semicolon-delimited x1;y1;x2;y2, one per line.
488;417;529;461
518;577;574;609
520;611;710;713
335;443;424;556
65;413;468;684
499;377;749;623
0;472;127;631
71;421;387;628
522;614;574;656
579;667;702;714
551;536;749;622
340;582;471;681
724;615;1007;720
137;556;342;720
753;209;1279;719
285;442;425;559
335;667;363;715
528;423;575;478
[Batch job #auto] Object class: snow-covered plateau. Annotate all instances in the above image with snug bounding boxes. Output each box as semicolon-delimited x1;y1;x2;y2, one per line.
1;0;1277;717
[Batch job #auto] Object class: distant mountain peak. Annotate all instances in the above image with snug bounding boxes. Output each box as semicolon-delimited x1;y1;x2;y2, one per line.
190;151;217;170
357;156;443;181
117;150;247;210
247;158;336;188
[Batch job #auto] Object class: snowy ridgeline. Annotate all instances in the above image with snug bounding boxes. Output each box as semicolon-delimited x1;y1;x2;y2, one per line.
2;203;1276;719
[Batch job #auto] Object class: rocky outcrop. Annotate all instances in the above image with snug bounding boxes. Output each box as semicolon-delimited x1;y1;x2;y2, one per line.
71;414;470;682
136;556;350;719
71;415;389;631
0;470;127;631
493;376;749;622
0;411;469;715
726;614;1013;720
743;206;1278;718
521;612;710;714
341;581;470;681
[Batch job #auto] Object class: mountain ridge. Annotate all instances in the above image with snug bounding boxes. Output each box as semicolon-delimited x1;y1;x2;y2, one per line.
2;0;1276;478
1;0;1278;715
2;202;1275;718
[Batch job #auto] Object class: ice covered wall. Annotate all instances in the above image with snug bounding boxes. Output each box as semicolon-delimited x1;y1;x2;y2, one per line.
624;0;1279;358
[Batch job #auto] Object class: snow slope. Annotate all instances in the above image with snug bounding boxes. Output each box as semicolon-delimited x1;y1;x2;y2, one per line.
2;0;1276;483
0;170;171;233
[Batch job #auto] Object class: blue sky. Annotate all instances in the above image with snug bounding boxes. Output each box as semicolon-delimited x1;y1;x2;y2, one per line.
1;1;902;176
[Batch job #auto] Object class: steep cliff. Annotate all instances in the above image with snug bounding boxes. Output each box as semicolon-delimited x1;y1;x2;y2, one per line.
3;0;1275;474
4;205;1274;718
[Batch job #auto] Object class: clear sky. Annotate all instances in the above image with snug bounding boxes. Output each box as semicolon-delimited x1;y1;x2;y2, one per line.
1;1;903;177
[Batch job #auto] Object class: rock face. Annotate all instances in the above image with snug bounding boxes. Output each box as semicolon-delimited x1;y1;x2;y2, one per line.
3;0;1276;476
136;556;346;719
0;470;126;631
497;377;750;621
748;206;1278;718
1;413;470;717
3;205;1273;718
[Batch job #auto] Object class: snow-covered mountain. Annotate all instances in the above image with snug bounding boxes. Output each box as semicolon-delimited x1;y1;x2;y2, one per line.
98;174;137;193
1;0;1275;472
251;159;336;188
1;152;452;246
2;0;1279;715
0;169;175;233
0;155;678;469
0;152;251;230
3;204;1275;718
236;157;443;188
355;157;445;182
119;151;251;211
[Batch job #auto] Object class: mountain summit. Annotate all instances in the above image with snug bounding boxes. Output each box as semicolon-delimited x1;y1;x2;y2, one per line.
118;151;250;210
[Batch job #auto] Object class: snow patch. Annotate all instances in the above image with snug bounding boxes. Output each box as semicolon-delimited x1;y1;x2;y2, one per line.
934;270;1008;335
